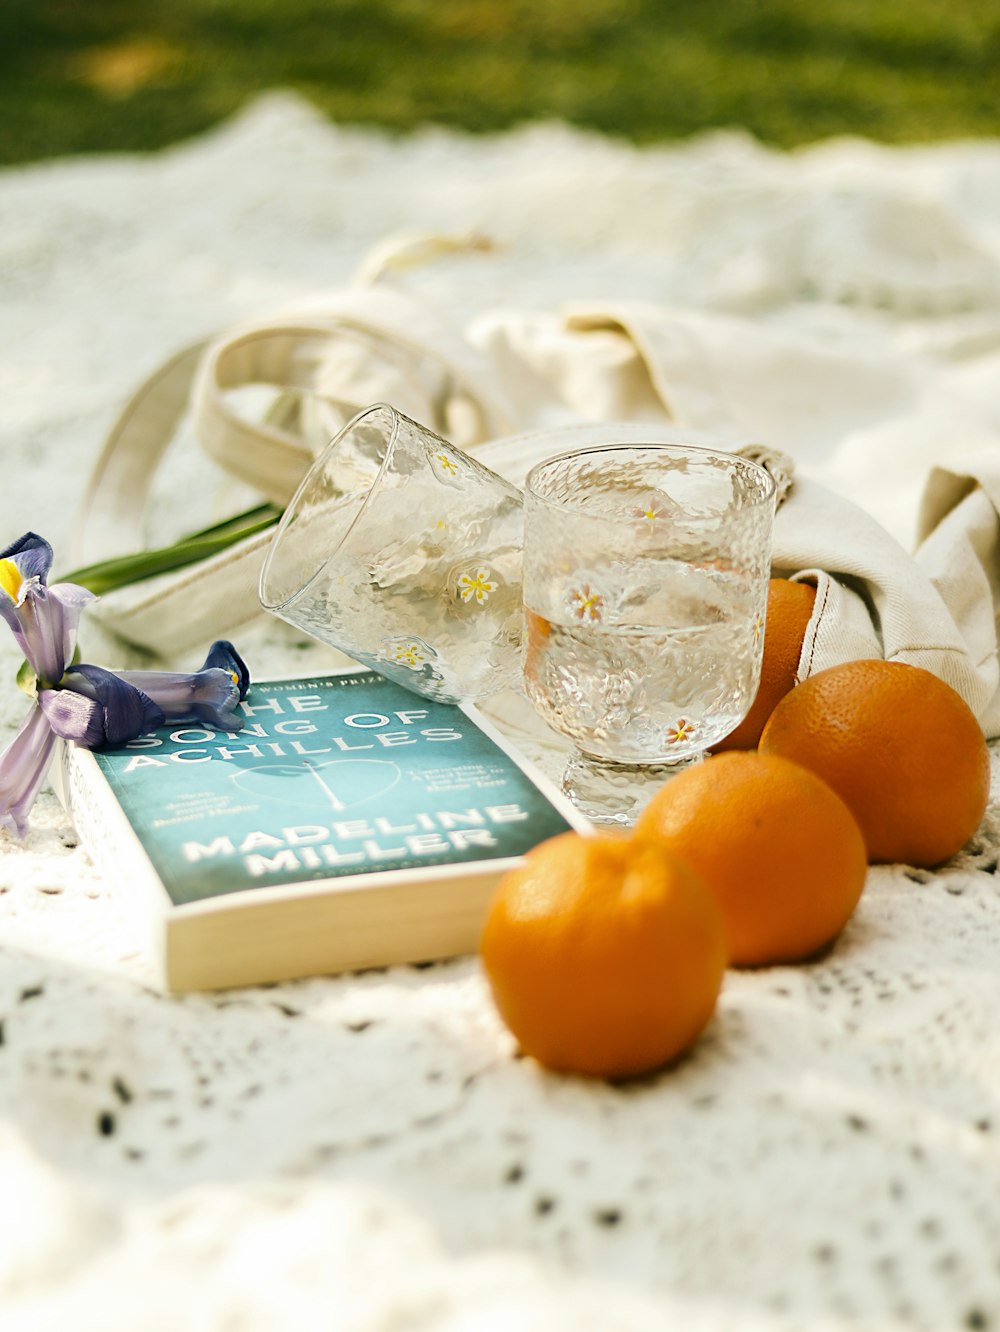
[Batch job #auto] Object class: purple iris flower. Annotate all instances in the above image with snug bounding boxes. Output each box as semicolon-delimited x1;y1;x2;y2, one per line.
0;533;251;838
60;642;250;745
111;640;250;734
0;533;95;688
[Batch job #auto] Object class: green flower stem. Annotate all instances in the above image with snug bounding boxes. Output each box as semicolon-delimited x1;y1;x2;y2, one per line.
55;503;282;597
11;503;282;691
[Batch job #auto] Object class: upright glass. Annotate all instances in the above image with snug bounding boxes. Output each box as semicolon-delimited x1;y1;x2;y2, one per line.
259;403;524;703
522;442;776;823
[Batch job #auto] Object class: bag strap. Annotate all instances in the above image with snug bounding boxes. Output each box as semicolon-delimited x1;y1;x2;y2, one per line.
192;286;518;502
74;282;516;568
73;338;213;565
191;324;340;503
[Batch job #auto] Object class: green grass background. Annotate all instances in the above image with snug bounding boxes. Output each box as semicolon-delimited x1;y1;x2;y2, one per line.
2;0;998;163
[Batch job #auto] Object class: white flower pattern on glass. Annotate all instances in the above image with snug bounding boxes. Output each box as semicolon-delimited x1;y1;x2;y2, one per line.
431;450;461;481
665;717;699;746
632;494;669;527
567;583;605;623
456;567;499;606
381;637;437;670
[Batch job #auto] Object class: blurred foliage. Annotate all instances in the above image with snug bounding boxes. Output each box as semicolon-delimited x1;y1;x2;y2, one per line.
1;0;998;162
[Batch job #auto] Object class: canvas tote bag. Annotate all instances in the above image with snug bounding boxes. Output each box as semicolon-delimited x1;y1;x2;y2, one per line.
72;284;1000;735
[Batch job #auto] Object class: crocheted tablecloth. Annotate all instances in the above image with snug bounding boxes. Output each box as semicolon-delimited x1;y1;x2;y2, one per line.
3;94;1000;1330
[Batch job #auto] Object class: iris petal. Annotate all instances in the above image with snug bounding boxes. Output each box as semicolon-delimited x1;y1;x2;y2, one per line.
0;591;60;686
49;583;98;675
0;533;54;592
0;559;94;688
116;641;250;734
0;704;57;840
38;687;106;748
204;640;251;700
116;668;244;733
16;581;96;688
62;665;166;748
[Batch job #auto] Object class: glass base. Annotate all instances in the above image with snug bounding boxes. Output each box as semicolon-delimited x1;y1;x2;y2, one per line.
562;751;704;827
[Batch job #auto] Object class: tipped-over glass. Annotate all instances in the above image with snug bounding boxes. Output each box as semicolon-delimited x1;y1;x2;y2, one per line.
522;442;776;824
259;403;524;704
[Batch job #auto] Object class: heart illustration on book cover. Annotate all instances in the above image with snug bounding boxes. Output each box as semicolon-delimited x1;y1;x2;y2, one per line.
232;759;402;811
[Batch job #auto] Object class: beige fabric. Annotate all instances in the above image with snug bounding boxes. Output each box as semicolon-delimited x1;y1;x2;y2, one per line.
472;303;1000;545
916;456;1000;735
79;272;1000;733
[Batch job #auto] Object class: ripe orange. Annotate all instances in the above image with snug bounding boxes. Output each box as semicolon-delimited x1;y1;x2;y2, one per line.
759;659;990;867
712;577;817;751
634;752;867;966
479;832;727;1080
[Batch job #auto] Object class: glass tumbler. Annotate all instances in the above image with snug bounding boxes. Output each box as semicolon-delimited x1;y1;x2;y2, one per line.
522;442;776;823
259;403;524;703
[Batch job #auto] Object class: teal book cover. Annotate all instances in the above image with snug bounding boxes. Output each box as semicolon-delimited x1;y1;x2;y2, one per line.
82;670;578;908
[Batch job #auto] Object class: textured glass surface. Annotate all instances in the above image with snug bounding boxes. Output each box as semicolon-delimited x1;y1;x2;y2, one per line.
523;443;775;766
260;404;524;704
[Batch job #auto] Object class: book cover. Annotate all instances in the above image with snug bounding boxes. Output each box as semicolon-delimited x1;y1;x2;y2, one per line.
55;669;588;991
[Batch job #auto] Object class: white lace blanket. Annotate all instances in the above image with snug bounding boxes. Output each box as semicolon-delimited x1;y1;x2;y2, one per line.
3;93;1000;1329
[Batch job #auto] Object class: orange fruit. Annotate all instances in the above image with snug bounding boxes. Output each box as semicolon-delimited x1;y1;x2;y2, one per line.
759;659;990;867
479;831;727;1079
634;752;867;966
712;577;817;751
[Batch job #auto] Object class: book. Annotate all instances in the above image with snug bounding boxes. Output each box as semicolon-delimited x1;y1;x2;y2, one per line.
53;668;589;991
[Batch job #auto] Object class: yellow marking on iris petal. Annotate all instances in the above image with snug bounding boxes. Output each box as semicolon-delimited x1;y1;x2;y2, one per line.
0;559;23;604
